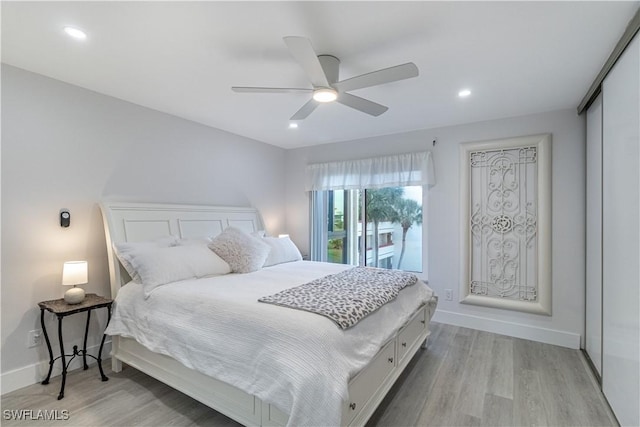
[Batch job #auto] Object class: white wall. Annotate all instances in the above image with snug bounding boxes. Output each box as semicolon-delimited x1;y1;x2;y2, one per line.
1;65;287;392
285;109;586;348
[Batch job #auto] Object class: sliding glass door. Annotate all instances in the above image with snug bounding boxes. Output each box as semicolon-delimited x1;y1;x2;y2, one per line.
311;186;423;272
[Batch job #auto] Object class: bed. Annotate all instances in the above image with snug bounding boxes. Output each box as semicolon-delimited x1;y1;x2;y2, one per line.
100;201;437;426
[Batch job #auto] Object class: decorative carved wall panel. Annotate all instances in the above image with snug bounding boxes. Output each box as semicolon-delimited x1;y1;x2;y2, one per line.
460;134;551;315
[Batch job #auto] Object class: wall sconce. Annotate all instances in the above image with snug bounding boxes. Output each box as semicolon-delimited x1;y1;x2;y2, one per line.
62;261;87;304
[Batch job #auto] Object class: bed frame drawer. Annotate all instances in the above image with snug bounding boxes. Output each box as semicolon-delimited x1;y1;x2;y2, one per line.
342;339;396;425
398;306;427;363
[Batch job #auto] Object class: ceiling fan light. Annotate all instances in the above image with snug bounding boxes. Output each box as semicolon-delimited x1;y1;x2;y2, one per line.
313;88;338;103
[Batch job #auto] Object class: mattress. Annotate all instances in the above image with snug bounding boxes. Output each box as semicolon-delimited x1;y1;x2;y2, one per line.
106;260;435;426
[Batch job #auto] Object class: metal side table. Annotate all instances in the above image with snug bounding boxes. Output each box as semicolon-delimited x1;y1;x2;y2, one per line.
38;293;113;400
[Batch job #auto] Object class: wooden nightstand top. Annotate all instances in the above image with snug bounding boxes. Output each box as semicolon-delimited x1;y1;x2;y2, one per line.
38;293;113;316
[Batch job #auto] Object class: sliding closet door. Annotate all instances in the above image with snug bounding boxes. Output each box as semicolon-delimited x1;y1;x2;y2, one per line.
585;93;602;377
602;33;640;427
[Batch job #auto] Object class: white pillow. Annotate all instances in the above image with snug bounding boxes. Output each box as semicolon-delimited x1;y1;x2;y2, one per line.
208;227;270;273
127;245;231;297
114;236;178;282
262;236;303;267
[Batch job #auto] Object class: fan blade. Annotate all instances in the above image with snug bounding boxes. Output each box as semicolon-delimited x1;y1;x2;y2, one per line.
283;36;331;88
232;87;312;94
290;99;319;120
337;93;388;117
334;63;419;92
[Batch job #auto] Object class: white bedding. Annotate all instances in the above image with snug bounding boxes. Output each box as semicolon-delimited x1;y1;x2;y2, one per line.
106;261;435;427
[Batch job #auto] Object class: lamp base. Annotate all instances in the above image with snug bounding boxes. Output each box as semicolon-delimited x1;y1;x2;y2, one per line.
64;287;85;304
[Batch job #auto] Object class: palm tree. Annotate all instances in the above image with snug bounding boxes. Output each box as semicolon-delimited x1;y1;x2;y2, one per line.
393;198;422;269
365;187;403;267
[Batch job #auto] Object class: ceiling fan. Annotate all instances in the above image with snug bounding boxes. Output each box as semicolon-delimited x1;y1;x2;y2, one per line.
232;36;419;120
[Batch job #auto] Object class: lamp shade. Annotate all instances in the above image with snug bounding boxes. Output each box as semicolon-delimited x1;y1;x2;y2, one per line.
62;261;88;286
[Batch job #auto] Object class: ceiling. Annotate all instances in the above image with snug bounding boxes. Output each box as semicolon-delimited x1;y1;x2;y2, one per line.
2;1;638;149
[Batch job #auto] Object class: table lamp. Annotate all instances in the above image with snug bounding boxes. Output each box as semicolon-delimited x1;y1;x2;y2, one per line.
62;261;87;304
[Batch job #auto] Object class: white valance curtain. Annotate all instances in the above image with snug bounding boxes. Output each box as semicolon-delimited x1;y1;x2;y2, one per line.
305;151;435;191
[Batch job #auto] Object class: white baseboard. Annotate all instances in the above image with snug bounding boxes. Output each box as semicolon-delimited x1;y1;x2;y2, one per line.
432;310;581;349
1;341;112;395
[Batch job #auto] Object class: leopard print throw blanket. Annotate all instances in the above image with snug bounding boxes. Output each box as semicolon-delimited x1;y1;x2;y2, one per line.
258;267;419;329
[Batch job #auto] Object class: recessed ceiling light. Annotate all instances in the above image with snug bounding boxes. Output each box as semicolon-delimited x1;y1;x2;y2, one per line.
313;88;338;103
458;89;472;98
289;123;299;129
64;26;87;40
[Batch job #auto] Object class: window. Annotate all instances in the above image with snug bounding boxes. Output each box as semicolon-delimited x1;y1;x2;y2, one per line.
306;151;434;274
327;190;348;264
312;186;423;272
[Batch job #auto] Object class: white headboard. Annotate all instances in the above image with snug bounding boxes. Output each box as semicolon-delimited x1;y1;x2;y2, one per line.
100;201;264;299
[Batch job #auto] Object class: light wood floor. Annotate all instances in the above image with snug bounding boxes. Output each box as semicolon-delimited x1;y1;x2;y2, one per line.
2;322;616;426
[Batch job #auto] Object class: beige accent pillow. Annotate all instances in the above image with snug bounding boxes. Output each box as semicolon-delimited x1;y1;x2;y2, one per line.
208;227;270;273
